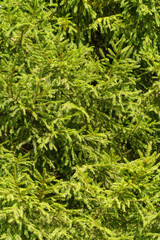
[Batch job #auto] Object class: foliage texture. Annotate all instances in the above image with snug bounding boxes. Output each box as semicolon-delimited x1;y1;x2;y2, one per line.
0;0;160;239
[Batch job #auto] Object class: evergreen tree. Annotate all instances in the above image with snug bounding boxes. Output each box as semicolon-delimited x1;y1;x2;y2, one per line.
0;0;160;239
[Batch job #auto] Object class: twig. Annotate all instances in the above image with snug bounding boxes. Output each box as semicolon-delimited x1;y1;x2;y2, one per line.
34;30;52;64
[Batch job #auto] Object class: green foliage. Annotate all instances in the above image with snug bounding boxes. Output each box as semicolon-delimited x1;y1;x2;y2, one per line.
0;0;160;239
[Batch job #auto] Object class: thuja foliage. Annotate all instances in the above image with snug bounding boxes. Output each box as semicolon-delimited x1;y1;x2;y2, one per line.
0;0;160;239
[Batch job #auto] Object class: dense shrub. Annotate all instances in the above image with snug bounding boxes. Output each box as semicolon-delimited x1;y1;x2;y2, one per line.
0;0;160;239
